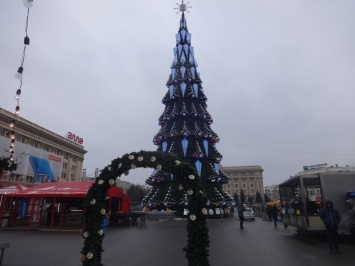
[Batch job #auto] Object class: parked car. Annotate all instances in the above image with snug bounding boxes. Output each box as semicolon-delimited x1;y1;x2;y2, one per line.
243;208;255;221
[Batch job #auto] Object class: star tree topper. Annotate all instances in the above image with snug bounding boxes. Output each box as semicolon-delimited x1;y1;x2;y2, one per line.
174;0;192;14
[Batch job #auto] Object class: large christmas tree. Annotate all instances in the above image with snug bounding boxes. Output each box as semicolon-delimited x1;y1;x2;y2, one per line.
143;12;233;216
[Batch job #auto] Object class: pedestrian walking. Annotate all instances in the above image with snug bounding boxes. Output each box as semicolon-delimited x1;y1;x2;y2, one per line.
320;200;342;254
238;204;247;229
270;205;278;228
266;204;272;221
230;205;235;217
345;198;355;242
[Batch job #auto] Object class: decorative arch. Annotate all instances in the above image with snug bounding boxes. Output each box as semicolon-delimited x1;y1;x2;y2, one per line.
81;151;210;266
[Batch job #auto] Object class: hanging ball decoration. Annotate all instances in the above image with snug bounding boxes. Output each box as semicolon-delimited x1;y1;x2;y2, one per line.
175;160;180;165
131;164;137;169
109;179;115;185
202;208;208;215
101;209;106;215
187;189;193;195
138;156;143;161
98;180;104;185
118;163;122;168
108;166;112;172
188;175;195;180
124;171;129;176
83;231;89;238
128;155;134;160
156;165;162;170
23;0;33;8
90;199;96;205
208;209;214;215
189;214;196;221
98;229;104;236
150;156;156;162
86;252;93;260
178;184;183;190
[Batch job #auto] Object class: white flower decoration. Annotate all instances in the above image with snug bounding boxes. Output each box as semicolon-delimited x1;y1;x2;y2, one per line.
109;179;115;185
187;189;193;195
150;156;156;162
118;163;122;168
86;252;93;259
178;184;183;190
188;175;195;180
156;165;162;170
202;208;208;215
98;229;103;236
83;231;89;238
189;214;196;221
101;209;106;215
90;199;96;205
98;180;104;185
175;160;180;165
128;155;134;160
138;156;143;161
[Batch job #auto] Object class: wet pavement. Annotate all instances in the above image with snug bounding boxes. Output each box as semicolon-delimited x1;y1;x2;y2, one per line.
1;217;354;266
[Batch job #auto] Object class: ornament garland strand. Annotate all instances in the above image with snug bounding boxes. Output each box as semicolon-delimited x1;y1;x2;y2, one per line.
81;150;210;266
8;0;34;163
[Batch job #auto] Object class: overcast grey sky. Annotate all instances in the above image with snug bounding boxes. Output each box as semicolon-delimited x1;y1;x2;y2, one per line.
1;1;355;186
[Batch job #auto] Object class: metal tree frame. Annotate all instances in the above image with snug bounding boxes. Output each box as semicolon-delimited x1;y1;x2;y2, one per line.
81;151;210;266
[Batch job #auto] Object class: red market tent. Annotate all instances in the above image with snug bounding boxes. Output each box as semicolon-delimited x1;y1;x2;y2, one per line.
0;184;28;195
0;181;131;230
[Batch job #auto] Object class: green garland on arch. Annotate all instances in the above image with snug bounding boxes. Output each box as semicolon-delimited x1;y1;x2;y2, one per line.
81;150;210;266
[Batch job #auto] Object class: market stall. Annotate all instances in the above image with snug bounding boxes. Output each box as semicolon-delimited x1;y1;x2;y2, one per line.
279;170;355;235
0;184;28;228
0;181;130;230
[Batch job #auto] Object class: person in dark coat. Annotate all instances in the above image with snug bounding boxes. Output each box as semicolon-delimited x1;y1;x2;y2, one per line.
320;200;342;254
238;204;247;229
270;205;278;228
266;204;272;221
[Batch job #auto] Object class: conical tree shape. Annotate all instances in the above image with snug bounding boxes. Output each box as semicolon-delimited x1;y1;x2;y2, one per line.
143;13;233;216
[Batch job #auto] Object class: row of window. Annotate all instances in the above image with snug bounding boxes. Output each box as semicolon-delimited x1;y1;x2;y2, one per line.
1;129;82;162
61;172;76;181
226;189;256;195
227;183;255;188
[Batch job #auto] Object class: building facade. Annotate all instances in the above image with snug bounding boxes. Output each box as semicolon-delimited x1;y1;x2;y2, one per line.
0;108;87;187
222;165;265;202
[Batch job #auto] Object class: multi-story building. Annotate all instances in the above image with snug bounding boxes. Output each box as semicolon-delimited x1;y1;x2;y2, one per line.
222;165;265;202
0;108;87;187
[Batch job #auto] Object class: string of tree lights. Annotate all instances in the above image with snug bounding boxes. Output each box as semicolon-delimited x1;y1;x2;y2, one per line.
8;0;33;164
